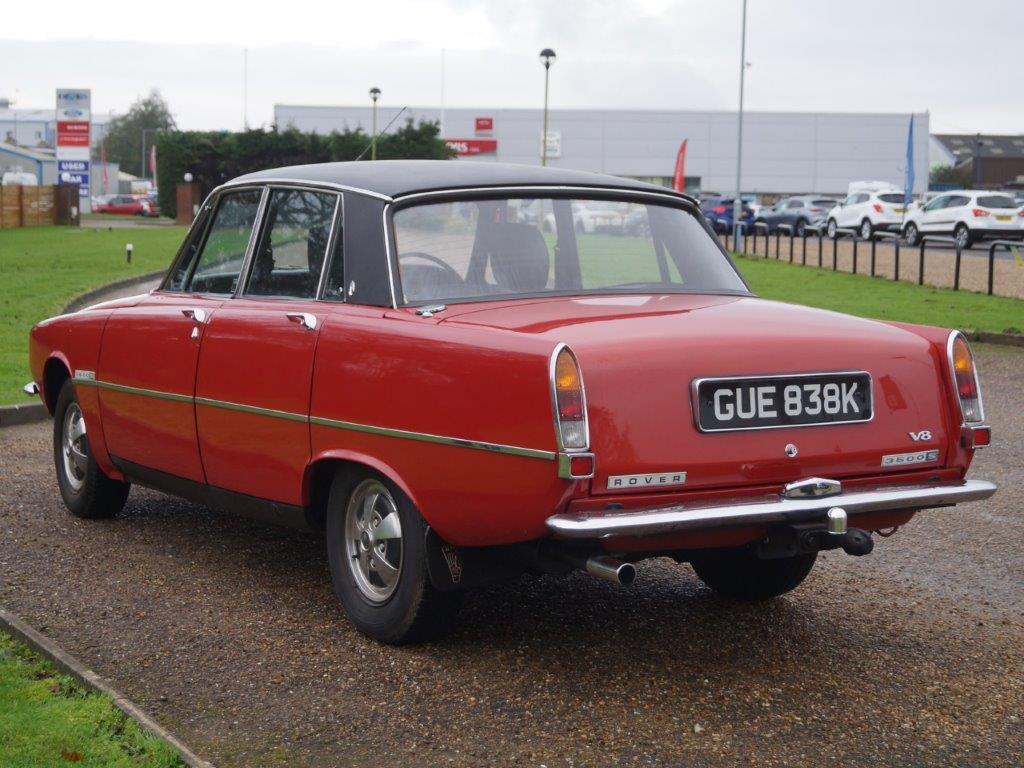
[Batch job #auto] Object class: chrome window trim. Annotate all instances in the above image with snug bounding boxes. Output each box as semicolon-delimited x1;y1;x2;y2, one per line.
215;177;391;202
946;330;986;425
384;184;749;308
689;370;875;433
233;185;342;301
317;194;345;301
549;342;591;452
75;377;556;462
232;186;271;298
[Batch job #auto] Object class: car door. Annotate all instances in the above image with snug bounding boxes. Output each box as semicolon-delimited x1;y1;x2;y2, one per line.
937;195;970;233
783;199;804;227
98;187;264;481
194;187;340;505
917;195;949;233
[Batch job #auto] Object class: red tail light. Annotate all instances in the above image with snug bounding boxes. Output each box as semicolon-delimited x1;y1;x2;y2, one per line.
872;203;883;213
712;205;727;214
972;208;990;217
947;332;985;424
809;207;823;213
551;344;589;450
1018;210;1024;218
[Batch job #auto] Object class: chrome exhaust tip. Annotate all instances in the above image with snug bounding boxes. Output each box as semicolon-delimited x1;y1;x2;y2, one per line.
585;555;636;587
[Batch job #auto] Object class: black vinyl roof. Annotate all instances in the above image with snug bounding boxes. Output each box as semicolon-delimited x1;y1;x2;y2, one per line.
230;160;691;201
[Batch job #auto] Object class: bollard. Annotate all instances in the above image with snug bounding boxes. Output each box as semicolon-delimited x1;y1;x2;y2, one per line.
953;243;962;291
126;243;133;264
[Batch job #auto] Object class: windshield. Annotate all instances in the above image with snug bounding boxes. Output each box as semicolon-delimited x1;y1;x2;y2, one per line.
392;196;749;304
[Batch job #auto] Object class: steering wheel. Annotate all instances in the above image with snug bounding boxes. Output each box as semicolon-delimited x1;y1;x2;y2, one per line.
399;252;463;283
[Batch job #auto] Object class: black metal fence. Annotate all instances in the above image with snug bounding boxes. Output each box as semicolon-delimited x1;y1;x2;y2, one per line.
720;222;1021;297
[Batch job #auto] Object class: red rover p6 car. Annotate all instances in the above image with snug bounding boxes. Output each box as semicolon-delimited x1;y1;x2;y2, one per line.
27;162;996;643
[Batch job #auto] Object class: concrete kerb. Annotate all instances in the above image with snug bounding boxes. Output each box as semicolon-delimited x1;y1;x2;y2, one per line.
0;607;215;768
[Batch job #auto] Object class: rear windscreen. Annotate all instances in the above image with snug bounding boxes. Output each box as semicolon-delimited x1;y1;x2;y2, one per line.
878;194;904;204
977;195;1018;209
812;199;837;208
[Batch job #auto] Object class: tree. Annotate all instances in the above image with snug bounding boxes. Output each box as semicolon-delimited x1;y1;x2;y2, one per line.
101;90;176;178
929;163;970;188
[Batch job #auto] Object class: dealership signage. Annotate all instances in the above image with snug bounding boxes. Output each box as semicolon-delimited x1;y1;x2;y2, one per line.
542;130;561;159
474;116;493;133
56;88;91;211
445;138;498;156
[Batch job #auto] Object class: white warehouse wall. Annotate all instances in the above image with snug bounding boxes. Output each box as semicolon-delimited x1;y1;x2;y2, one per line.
275;105;929;197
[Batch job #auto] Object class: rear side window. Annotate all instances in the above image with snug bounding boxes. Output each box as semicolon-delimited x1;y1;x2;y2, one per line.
786;200;804;209
877;193;904;204
946;195;970;208
187;189;263;295
244;189;338;299
977;195;1017;209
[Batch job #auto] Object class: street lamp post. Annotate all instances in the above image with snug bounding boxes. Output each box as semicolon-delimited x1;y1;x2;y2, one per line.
733;0;748;245
539;48;556;166
369;87;381;161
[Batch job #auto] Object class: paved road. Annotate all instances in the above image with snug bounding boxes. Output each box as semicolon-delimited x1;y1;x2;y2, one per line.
1;345;1022;767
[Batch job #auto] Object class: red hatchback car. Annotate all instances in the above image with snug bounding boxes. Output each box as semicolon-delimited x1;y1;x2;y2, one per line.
94;194;154;216
27;161;996;643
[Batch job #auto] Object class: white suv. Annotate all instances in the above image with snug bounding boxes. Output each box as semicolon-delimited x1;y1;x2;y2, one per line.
902;191;1024;248
826;189;908;240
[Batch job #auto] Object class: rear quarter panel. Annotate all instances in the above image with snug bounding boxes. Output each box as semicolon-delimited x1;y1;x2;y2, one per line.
310;306;582;546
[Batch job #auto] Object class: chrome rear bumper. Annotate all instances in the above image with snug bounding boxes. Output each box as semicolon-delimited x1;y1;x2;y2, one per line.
546;478;997;539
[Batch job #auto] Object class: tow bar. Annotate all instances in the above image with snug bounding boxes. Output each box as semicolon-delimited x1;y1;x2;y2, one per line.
757;506;874;559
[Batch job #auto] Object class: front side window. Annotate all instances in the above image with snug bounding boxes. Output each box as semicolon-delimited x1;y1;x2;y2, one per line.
393;196;748;305
924;196;948;211
245;189;337;299
187;189;263;295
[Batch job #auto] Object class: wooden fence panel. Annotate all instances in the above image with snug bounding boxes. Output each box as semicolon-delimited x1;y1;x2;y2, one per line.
0;185;69;228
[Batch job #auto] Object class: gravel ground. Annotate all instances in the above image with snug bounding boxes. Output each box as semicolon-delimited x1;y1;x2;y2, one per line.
727;235;1024;299
1;345;1022;767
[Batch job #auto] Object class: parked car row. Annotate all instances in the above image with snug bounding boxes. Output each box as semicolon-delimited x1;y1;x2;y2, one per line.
707;184;1023;248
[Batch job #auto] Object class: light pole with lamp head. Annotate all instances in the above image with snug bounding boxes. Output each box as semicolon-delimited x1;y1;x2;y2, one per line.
539;48;556;166
369;87;381;161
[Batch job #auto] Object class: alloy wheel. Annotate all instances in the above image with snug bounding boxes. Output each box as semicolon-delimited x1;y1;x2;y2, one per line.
61;403;88;492
344;479;404;603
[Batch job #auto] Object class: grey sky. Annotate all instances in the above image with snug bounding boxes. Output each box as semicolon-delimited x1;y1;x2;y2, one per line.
2;0;1020;133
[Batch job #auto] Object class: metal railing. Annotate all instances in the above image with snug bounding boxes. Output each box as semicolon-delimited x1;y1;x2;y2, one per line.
721;215;1021;297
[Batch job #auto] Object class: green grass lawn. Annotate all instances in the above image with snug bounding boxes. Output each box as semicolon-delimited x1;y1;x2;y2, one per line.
734;254;1024;335
0;225;186;405
0;631;184;767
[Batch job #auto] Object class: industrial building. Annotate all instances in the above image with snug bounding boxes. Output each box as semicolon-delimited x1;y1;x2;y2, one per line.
0;105;111;149
275;104;930;198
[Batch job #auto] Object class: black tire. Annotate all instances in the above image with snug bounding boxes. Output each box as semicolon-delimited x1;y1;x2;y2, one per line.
826;218;838;239
954;223;973;250
859;218;874;241
690;549;817;601
904;222;919;246
325;468;461;644
52;379;130;519
754;218;767;234
795;218;808;237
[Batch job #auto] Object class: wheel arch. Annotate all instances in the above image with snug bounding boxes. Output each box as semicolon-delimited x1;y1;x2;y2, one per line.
303;450;422;533
42;353;73;414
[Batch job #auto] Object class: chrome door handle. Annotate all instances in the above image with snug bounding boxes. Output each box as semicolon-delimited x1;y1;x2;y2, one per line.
182;308;207;324
286;312;318;331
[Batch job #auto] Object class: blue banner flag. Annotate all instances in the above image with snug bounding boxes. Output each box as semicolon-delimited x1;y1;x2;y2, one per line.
904;116;915;206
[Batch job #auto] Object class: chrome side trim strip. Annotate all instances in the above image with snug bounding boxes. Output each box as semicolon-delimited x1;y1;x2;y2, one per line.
193;396;309;423
546;479;998;539
215;177;393;202
77;378;193;404
77;377;556;461
309;415;557;461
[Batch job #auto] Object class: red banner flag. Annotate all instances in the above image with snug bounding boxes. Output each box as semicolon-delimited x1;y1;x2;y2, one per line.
672;139;688;192
149;145;157;178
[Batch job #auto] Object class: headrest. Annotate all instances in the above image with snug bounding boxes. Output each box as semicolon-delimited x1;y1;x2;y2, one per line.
485;223;550;294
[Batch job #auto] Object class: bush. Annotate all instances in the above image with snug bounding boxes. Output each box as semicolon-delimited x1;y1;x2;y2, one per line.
156;120;453;218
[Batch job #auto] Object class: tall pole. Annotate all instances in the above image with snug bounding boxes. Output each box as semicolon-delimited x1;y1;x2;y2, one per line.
369;87;381;161
539;48;556;166
440;48;446;138
243;47;249;129
733;0;748;245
